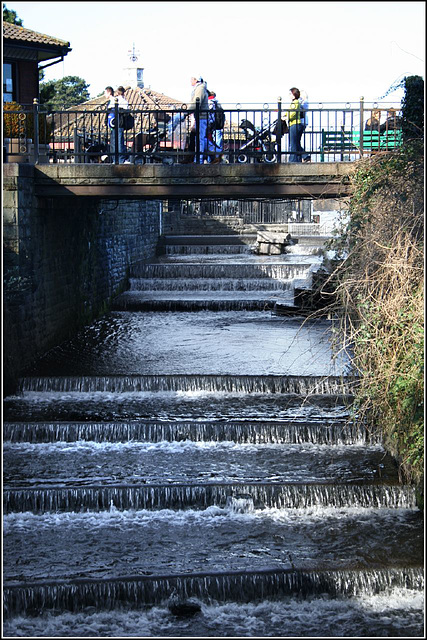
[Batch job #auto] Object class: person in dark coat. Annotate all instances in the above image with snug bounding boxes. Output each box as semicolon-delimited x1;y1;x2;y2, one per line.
364;109;381;132
379;109;403;133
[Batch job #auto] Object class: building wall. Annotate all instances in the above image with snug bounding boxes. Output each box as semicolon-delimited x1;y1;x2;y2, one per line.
17;59;39;104
3;164;162;393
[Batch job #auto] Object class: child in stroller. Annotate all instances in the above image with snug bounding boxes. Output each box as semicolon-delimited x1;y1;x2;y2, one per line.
235;118;285;163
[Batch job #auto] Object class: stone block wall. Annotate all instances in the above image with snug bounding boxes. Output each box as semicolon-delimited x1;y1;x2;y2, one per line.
3;164;162;393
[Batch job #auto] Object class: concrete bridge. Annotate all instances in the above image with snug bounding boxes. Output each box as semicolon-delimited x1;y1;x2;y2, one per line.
32;162;355;199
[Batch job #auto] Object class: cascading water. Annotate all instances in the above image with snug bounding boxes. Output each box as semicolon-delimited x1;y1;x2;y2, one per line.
3;417;378;444
3;232;423;637
165;244;252;255
113;257;313;312
18;374;356;394
4;482;418;513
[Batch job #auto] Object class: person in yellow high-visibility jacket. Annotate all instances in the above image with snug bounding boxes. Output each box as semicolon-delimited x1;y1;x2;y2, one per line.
287;87;310;162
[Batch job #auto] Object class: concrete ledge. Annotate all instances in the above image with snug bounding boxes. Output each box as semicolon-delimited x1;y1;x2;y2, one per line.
3;163;35;178
31;162;355;199
33;162;354;181
32;162;354;176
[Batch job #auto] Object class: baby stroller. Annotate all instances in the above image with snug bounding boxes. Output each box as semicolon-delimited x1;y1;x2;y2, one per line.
131;111;175;164
235;118;285;163
132;129;165;164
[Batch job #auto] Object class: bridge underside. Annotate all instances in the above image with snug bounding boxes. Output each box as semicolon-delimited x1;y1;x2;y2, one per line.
32;163;355;200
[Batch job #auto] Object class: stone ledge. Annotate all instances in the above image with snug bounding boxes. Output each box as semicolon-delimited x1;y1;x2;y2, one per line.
3;162;355;199
3;163;35;178
32;162;355;178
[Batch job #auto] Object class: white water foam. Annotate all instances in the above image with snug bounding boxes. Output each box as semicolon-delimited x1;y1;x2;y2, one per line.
3;440;382;454
3;590;424;637
4;505;420;534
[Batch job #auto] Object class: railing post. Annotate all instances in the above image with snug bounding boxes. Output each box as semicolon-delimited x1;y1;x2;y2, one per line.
73;127;79;163
83;129;88;163
159;201;163;236
359;96;364;157
277;96;282;163
33;98;39;164
195;97;200;164
114;97;119;164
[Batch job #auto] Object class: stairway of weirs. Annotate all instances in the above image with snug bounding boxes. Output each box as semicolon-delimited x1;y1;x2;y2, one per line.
3;229;424;636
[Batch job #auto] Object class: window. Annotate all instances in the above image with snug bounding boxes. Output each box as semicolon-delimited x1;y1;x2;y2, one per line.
3;62;16;103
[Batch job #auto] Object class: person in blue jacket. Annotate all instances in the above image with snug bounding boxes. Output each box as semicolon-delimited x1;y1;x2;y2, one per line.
104;86;129;164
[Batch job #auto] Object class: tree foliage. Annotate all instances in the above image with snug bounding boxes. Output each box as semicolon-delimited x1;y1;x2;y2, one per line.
400;75;424;142
3;4;23;25
40;76;90;112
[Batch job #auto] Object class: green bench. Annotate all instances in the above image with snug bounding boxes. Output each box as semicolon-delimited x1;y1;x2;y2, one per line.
320;128;403;161
380;129;403;149
320;129;356;162
352;129;403;151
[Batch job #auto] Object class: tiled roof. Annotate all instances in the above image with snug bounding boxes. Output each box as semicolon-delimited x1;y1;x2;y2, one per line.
126;86;184;108
68;87;184;110
50;86;242;141
3;21;70;48
51;87;185;135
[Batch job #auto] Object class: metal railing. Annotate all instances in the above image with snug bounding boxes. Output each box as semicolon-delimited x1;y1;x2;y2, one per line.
177;198;313;225
3;98;403;165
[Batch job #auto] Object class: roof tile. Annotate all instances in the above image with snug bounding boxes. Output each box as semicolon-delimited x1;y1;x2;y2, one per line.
3;21;70;48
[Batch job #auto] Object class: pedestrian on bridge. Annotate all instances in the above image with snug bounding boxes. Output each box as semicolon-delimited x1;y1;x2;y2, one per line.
287;87;310;163
207;90;224;163
299;89;311;162
188;76;209;163
104;86;129;164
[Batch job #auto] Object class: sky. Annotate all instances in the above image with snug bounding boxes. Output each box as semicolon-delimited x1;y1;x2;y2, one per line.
4;1;426;106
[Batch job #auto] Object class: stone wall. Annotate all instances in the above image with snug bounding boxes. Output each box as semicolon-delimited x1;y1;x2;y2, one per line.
3;164;162;393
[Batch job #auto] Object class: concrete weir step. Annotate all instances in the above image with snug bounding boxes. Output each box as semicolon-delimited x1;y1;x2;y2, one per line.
3;481;417;513
127;277;295;292
2;418;377;445
3;442;400;491
161;234;257;246
130;262;311;278
4;568;424;619
112;292;294;312
112;298;282;314
2;393;354;423
17;374;357;394
163;244;253;256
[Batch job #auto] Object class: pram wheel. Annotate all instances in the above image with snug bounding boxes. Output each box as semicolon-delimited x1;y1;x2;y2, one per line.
263;153;277;163
237;154;248;163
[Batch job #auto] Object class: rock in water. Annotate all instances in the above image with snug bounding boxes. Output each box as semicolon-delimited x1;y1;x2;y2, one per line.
168;599;202;617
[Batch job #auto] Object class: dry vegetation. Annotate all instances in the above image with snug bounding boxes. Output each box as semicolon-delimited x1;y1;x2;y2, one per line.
325;147;424;487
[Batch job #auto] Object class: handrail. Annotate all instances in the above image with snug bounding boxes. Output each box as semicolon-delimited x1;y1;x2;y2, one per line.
6;101;402;109
3;99;403;165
